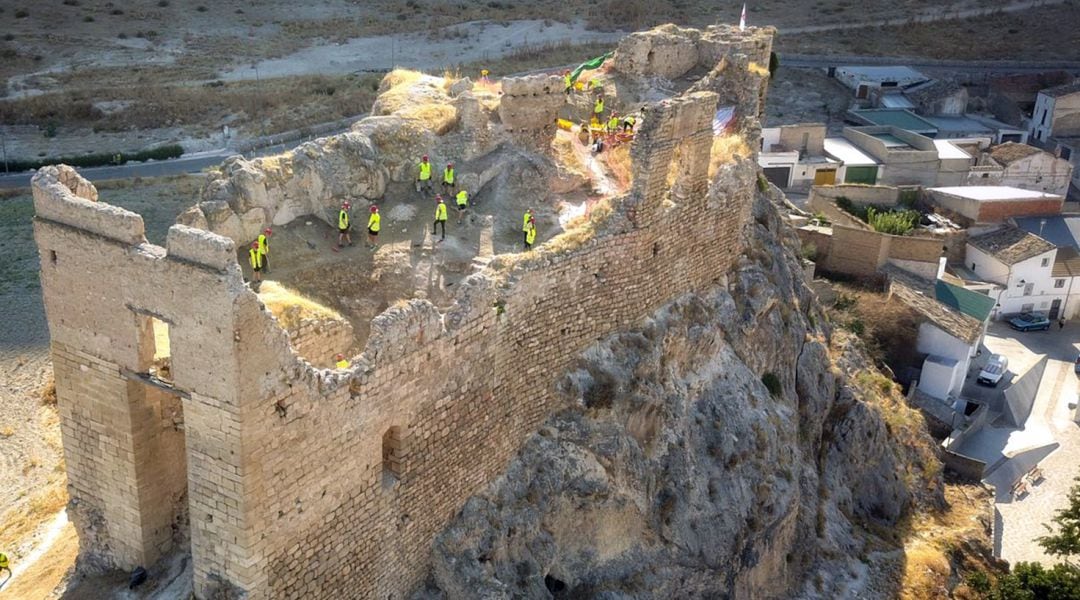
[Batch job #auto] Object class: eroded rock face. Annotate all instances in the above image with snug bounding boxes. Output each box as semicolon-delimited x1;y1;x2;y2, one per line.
614;24;703;80
421;193;942;599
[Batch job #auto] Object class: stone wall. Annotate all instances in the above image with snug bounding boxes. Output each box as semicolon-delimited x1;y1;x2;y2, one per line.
815;224;944;279
285;316;354;369
808;184;903;210
35;74;759;600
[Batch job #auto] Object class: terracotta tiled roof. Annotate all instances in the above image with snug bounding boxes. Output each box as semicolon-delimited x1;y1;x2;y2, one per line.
1053;247;1080;278
1041;80;1080;98
968;227;1056;265
884;267;985;345
988;142;1043;165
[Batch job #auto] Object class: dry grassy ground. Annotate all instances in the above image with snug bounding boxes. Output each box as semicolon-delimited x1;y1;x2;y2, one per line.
777;2;1080;60
2;0;1070;159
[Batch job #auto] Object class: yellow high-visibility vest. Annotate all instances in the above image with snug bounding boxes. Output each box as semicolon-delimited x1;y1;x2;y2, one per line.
564;73;572;89
435;203;447;221
594;98;604;114
336;359;350;369
522;212;532;232
443;167;454;184
339;210;349;229
368;212;381;232
456;190;468;207
525;224;536;245
258;233;268;255
419;161;431;181
249;248;262;269
607;117;619;131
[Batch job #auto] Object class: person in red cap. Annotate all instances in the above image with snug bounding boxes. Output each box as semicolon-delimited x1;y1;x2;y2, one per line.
417;155;432;194
433;194;447;242
338;201;352;248
248;241;263;282
257;227;271;273
441;161;455;195
367;204;381;249
335;353;350;369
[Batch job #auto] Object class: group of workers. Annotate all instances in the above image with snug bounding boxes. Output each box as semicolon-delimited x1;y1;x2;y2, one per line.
337;200;380;250
248;227;272;283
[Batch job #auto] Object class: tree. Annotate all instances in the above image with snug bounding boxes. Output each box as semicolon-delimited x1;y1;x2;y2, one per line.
1038;477;1080;561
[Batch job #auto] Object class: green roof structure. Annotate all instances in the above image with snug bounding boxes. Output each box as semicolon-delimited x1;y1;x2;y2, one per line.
934;280;995;322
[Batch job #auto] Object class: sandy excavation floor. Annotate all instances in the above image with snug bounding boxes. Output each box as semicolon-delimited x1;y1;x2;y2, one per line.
247;130;622;353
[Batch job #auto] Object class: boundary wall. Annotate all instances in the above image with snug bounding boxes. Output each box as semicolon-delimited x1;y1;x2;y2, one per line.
34;55;764;598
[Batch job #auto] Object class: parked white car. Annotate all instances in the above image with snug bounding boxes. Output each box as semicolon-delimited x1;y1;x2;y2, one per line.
978;354;1009;387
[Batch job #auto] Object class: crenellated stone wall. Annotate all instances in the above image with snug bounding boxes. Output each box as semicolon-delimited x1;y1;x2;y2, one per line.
34;24;773;600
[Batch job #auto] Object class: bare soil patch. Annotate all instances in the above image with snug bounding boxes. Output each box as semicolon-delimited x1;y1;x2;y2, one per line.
777;2;1080;61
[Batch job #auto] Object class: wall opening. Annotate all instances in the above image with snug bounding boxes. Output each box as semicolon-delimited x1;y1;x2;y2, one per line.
135;312;174;384
381;426;406;487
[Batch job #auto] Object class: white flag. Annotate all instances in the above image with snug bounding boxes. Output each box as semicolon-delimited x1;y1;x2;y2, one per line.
740;3;747;31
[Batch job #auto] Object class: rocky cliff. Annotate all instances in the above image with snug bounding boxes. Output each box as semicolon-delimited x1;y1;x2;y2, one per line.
418;188;944;599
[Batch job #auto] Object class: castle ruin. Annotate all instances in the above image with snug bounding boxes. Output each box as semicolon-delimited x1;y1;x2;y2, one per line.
33;23;774;599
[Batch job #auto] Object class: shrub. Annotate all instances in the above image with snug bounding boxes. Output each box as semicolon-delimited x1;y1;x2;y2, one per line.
158;0;169;5
846;318;866;336
866;207;919;235
761;372;782;397
196;5;207;11
768;51;779;77
83;15;94;22
15;8;29;18
5;144;183;172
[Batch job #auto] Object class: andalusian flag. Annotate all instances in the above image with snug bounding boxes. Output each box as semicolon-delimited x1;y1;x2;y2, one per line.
569;51;614;85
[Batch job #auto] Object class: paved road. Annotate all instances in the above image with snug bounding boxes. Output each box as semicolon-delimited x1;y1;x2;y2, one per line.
781;54;1080;73
0;126;357;189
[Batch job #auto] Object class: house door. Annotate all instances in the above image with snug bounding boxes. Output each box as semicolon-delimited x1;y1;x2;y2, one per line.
762;166;791;188
813;169;837;185
1049;299;1062;320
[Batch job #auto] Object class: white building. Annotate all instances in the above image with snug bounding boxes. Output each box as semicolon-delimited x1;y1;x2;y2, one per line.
834;66;929;100
983;142;1074;196
1029;81;1080;143
888;271;994;401
1015;215;1080;320
965;227;1059;318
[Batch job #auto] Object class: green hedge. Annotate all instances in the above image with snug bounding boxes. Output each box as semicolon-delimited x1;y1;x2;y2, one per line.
4;144;184;173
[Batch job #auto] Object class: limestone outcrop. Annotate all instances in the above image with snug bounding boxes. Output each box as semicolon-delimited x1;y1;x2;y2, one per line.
422;192;943;598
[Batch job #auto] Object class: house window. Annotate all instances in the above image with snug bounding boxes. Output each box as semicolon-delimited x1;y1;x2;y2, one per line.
1055;279;1066;288
1021;303;1034;313
1041;110;1047;126
1062;147;1073;161
1024;282;1034;296
1041;258;1051;267
381;426;406;486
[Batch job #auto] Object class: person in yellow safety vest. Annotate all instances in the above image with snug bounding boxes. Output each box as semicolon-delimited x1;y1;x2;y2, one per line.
0;551;10;576
524;216;537;251
522;208;534;247
480;69;490;83
607;112;620;134
367;205;381;249
335;353;350;369
590;77;602;91
338;200;352;248
249;241;263;283
621;114;636;132
455;189;468;224
442;162;455;194
432;195;448;242
563;70;572;94
594;95;604;119
418;155;432;193
257;227;271;273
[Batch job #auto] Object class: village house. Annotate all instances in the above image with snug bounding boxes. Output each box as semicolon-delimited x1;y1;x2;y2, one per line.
834;65;928;99
961;227;1059;319
1014;215;1080;320
926;186;1064;225
967;142;1075;196
886;270;994;402
1029;81;1080;190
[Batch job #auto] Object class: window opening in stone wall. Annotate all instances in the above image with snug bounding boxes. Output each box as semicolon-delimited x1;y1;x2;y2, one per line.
382;426;405;487
49;250;57;265
137;314;174;384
